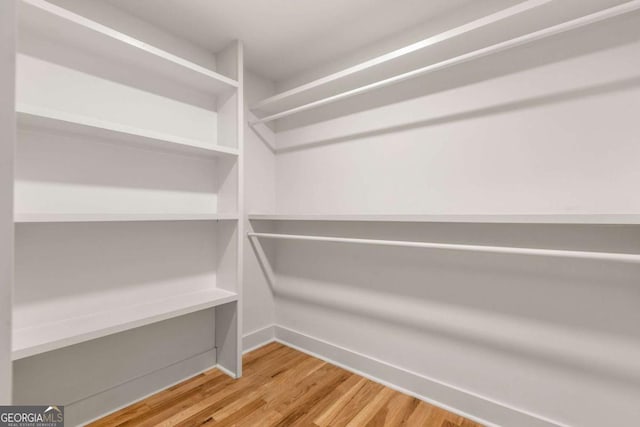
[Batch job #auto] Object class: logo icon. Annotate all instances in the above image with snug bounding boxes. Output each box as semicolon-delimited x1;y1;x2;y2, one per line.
0;405;64;426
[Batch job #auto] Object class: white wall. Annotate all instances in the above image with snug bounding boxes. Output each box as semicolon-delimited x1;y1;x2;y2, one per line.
243;70;277;348
267;11;640;427
275;16;640;214
0;0;16;405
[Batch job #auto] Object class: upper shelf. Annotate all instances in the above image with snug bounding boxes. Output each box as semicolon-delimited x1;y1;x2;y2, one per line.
250;0;640;124
248;214;640;225
15;213;239;223
17;105;239;159
19;0;238;96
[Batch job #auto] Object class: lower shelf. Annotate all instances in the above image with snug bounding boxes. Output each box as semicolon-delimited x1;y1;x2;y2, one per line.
13;288;238;360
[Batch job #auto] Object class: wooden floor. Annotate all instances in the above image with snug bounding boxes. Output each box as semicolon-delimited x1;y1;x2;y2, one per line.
90;342;483;427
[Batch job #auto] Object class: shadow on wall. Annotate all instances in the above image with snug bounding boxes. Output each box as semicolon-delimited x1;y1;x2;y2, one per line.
14;221;218;306
265;222;640;386
276;75;640;154
275;10;640;133
16;129;218;193
20;31;214;108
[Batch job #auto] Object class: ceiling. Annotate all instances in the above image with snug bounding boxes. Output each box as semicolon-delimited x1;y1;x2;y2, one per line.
104;0;495;83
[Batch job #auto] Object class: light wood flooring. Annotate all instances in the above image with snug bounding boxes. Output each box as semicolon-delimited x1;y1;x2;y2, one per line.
90;342;483;426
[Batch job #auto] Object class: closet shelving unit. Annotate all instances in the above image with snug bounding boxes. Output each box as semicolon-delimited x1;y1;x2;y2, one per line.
247;0;640;266
11;0;244;379
249;0;640;125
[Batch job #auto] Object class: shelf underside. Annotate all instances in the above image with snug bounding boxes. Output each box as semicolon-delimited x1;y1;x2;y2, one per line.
17;107;239;159
248;214;640;225
13;288;238;360
19;0;238;96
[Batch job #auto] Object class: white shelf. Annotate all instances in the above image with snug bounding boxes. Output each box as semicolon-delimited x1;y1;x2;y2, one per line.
15;213;239;223
13;288;238;360
17;106;239;159
250;0;640;123
251;0;549;116
248;214;640;225
19;0;238;96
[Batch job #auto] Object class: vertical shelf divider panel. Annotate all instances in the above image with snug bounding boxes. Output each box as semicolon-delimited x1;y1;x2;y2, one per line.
0;0;16;405
214;40;244;378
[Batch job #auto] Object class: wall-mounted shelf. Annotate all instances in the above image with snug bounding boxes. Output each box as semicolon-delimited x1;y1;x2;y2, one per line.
251;0;549;117
15;213;239;223
248;214;640;225
12;288;238;360
250;0;640;124
19;0;238;96
17;106;239;159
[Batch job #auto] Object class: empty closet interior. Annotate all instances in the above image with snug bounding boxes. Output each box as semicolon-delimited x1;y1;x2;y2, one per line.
1;0;640;425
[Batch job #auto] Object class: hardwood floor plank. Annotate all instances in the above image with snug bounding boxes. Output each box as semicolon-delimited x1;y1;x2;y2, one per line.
89;402;149;427
367;393;419;427
90;343;484;427
211;398;267;427
261;355;326;402
313;376;369;426
243;342;283;365
345;387;395;426
119;373;235;426
405;400;436;425
320;379;385;426
287;373;364;426
272;370;351;426
230;408;281;427
270;364;344;413
160;375;267;426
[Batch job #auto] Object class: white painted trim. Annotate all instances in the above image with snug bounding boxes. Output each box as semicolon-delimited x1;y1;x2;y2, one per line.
243;324;275;353
0;0;15;405
274;325;568;427
216;363;238;380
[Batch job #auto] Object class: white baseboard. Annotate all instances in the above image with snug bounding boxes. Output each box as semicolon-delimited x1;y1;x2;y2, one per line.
69;348;218;427
243;324;276;353
274;325;566;427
